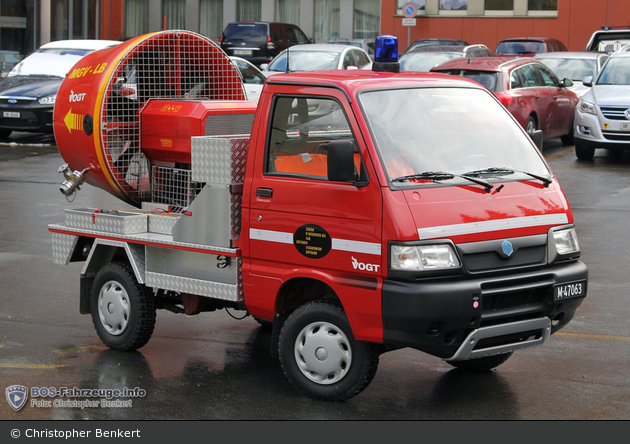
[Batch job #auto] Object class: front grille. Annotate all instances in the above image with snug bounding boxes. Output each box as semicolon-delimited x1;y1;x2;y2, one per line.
458;234;547;273
600;106;630;120
602;131;630;141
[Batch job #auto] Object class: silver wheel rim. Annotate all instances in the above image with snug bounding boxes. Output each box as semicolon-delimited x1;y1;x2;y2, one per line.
294;321;352;385
97;280;130;336
526;119;536;134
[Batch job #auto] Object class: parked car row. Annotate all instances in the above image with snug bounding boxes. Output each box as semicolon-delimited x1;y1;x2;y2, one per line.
2;23;630;162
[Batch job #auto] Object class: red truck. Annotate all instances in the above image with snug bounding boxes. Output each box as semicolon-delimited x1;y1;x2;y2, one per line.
49;31;588;401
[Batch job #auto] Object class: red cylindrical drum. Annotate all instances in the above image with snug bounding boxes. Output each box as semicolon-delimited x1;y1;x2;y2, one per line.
54;30;246;206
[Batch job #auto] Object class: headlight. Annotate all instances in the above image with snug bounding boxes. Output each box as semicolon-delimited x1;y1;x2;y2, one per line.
553;228;580;255
391;244;460;271
38;95;56;105
578;99;596;115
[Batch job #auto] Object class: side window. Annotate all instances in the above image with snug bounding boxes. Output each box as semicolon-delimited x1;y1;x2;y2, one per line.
343;51;357;69
510;68;524;89
283;27;297;44
355;50;370;68
293;27;309;44
266;96;359;179
537;65;560;87
519;64;540;87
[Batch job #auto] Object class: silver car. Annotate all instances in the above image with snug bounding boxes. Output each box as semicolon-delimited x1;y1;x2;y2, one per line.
534;51;609;97
261;44;372;77
574;46;630;159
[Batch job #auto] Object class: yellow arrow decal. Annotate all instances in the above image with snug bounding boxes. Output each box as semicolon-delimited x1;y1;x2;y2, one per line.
64;109;84;133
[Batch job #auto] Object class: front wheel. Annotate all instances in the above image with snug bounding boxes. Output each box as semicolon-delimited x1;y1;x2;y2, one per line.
278;299;380;401
91;262;156;351
575;139;595;160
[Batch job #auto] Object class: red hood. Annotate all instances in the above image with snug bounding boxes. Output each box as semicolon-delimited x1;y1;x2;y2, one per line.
402;180;571;243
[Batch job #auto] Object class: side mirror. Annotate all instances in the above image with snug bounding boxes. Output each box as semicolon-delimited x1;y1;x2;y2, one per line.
561;78;574;87
531;129;544;151
327;140;357;182
260;63;269;70
582;76;593;87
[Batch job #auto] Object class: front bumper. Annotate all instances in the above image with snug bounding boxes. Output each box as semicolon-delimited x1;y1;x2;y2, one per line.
0;103;54;133
382;260;588;360
575;108;630;150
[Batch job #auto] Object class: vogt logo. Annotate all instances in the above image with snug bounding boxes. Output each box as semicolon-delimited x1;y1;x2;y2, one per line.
351;256;380;273
6;385;28;411
69;90;87;102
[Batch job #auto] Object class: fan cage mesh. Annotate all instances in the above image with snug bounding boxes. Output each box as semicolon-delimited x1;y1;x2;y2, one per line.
100;30;246;205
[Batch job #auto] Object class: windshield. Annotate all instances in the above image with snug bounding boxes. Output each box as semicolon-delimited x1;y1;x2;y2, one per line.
359;87;550;187
596;57;630;85
496;41;545;54
223;23;267;40
399;53;459;72
268;51;340;72
8;52;87;77
537;58;598;81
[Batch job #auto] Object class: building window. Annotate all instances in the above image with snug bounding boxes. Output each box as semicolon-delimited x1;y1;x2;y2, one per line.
163;0;185;29
276;0;300;24
124;0;149;39
528;0;557;11
313;0;340;41
440;0;467;10
354;0;380;39
238;0;261;21
485;0;513;10
200;0;223;40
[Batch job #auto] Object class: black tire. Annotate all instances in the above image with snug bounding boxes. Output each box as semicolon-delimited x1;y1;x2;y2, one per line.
0;129;11;138
278;299;380;401
575;139;595;160
446;352;513;372
91;262;156;351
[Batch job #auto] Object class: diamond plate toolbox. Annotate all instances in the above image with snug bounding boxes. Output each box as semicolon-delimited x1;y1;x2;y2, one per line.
190;135;250;184
64;208;148;234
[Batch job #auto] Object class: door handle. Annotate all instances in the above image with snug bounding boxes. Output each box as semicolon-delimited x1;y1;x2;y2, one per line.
256;187;273;197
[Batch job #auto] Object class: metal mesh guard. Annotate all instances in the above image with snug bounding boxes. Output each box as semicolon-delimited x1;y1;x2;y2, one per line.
100;30;246;205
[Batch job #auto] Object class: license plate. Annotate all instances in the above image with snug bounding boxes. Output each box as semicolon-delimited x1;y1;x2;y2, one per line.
234;49;252;56
554;281;586;301
621;122;630;131
3;111;19;118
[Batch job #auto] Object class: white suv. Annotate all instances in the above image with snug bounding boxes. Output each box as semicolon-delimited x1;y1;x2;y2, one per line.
574;46;630;159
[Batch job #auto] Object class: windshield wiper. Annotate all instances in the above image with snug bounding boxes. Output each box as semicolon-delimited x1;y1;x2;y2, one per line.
392;171;494;193
463;167;551;187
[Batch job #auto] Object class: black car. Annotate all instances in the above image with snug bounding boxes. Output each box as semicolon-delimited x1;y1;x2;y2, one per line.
219;22;313;67
0;39;120;138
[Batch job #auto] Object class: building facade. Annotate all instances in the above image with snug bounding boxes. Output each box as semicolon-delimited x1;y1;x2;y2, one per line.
2;0;629;70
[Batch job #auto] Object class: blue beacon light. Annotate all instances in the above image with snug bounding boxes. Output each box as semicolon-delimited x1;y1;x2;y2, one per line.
373;35;400;73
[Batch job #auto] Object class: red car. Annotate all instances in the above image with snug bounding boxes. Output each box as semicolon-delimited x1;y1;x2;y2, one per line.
495;37;568;57
431;57;579;145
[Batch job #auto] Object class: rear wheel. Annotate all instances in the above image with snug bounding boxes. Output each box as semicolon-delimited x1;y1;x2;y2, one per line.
0;129;11;138
91;262;156;351
278;299;379;401
446;352;513;372
525;116;537;136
